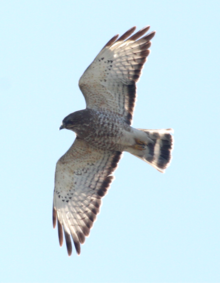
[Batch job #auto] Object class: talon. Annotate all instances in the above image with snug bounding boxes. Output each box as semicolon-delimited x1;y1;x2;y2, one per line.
133;139;147;150
135;139;147;145
133;144;146;150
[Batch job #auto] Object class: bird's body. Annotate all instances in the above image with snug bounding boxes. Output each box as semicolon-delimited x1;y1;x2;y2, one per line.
53;26;174;256
61;108;156;153
62;109;131;151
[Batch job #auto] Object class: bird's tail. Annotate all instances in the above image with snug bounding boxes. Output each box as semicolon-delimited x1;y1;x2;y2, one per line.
126;128;174;173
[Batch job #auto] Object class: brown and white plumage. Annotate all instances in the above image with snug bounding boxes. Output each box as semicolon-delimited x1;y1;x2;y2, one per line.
79;26;155;125
53;26;174;256
53;138;121;255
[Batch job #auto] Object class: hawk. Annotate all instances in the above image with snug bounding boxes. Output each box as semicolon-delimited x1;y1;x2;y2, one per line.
53;26;173;256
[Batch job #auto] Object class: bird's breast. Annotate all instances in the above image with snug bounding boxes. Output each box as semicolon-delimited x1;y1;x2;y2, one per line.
76;109;129;151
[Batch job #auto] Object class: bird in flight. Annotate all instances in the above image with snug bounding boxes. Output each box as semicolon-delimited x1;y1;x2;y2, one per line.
52;26;173;256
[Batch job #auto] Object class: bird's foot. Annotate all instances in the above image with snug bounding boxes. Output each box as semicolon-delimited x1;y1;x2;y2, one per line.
133;139;147;150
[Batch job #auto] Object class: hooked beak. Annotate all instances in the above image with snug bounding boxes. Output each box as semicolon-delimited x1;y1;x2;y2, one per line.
59;123;65;130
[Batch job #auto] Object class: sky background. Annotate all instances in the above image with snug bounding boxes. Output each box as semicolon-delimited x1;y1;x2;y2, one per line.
1;1;220;282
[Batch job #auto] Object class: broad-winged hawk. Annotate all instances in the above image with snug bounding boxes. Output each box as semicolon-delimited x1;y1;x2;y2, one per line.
52;26;174;256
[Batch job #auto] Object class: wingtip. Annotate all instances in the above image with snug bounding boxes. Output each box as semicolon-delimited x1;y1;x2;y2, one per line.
67;248;72;256
149;31;156;40
115;26;136;43
58;221;63;246
52;207;57;229
65;231;73;256
128;26;137;32
74;240;81;255
102;34;119;49
142;25;150;31
128;26;152;41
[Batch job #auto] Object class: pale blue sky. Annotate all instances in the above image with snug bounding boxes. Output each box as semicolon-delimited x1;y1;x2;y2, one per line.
1;1;220;282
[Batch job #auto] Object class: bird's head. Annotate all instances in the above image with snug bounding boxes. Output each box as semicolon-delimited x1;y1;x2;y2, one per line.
59;113;76;131
59;109;91;135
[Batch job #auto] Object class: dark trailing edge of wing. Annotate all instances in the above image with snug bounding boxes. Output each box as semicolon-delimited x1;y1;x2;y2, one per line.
123;29;156;125
100;26;156;125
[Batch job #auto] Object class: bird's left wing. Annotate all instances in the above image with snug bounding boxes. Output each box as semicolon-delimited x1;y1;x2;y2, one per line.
53;138;122;255
79;26;155;125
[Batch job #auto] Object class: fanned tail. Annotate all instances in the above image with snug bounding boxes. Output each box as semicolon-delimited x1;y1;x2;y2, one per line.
127;129;174;173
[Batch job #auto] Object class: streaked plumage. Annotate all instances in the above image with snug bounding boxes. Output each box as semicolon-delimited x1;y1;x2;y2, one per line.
53;26;174;256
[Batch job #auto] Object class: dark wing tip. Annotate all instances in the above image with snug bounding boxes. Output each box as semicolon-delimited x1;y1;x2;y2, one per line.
144;31;156;41
74;239;81;255
138;31;156;44
58;220;63;246
102;34;119;50
64;231;72;256
129;25;150;41
52;207;57;228
116;26;136;42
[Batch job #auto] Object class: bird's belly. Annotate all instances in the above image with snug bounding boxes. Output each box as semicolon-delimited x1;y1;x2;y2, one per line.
77;116;132;151
82;128;124;151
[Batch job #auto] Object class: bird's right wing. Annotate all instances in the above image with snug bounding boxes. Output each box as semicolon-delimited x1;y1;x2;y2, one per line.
53;138;122;255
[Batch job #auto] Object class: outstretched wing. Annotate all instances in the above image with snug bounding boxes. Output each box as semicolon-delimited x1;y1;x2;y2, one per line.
53;138;122;255
79;26;155;125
